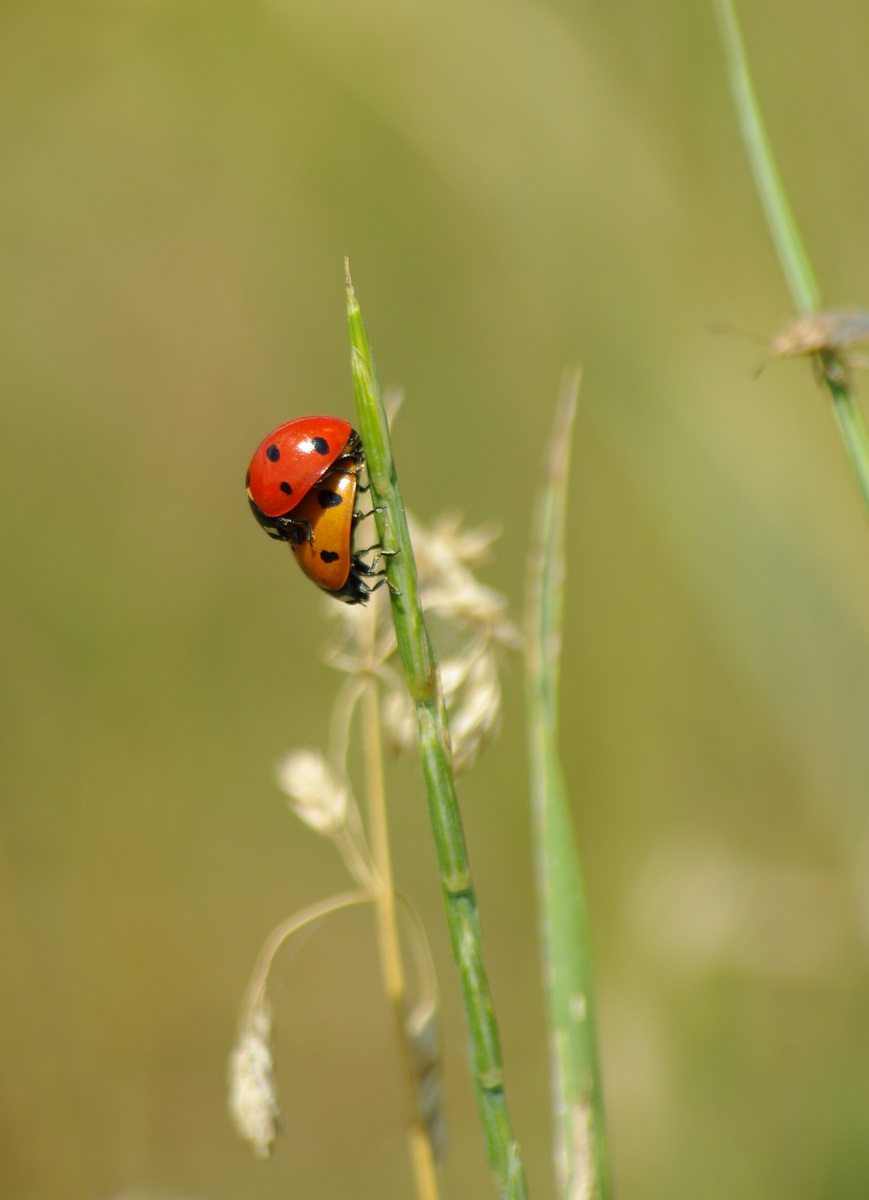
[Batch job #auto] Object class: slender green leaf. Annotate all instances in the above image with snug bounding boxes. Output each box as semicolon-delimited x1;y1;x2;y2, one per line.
525;371;610;1200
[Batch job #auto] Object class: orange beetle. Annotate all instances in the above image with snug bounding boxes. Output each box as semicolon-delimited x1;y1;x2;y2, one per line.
288;456;385;605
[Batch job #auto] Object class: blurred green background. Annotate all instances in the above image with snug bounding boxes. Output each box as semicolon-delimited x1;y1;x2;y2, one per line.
3;2;869;1197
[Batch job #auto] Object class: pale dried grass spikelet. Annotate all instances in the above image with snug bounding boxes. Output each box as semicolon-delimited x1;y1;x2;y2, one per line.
228;1002;279;1159
275;749;349;835
384;636;504;773
445;650;503;775
412;513;520;651
389;514;519;773
418;511;501;567
322;513;518;776
422;576;516;646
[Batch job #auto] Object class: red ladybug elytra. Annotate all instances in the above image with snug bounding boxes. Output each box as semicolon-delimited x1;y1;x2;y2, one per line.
246;415;361;539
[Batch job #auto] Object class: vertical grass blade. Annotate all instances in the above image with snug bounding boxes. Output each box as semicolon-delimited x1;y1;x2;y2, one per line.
712;0;819;315
713;0;869;518
345;260;530;1200
525;371;611;1200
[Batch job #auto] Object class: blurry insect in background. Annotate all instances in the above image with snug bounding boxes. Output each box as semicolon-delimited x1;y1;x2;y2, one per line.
713;308;869;384
769;309;869;383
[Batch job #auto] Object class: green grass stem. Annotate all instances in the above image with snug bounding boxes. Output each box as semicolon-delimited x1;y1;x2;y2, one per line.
714;0;869;517
827;376;869;514
525;372;610;1200
345;260;529;1200
713;0;819;316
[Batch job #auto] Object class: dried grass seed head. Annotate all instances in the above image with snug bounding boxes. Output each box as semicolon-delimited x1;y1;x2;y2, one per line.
446;649;503;776
319;511;518;774
276;749;349;835
410;514;521;651
228;1003;279;1159
416;511;502;569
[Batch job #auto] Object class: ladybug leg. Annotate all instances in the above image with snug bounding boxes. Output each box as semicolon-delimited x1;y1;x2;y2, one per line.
350;553;381;578
249;500;313;544
366;576;401;598
352;548;398;573
339;557;401;603
363;549;398;571
350;553;401;597
275;515;314;545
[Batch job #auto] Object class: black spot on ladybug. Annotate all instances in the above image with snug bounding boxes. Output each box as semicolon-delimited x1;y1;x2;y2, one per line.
320;550;339;563
266;444;280;462
317;488;343;508
280;482;293;495
312;437;329;455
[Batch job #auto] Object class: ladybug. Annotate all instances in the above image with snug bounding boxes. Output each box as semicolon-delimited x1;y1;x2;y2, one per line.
246;416;362;543
246;416;387;605
287;454;386;605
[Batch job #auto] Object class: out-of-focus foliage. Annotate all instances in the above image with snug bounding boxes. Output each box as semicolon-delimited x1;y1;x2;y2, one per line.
3;3;869;1198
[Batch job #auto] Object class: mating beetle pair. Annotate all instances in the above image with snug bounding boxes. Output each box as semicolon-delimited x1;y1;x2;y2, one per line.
245;416;389;605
